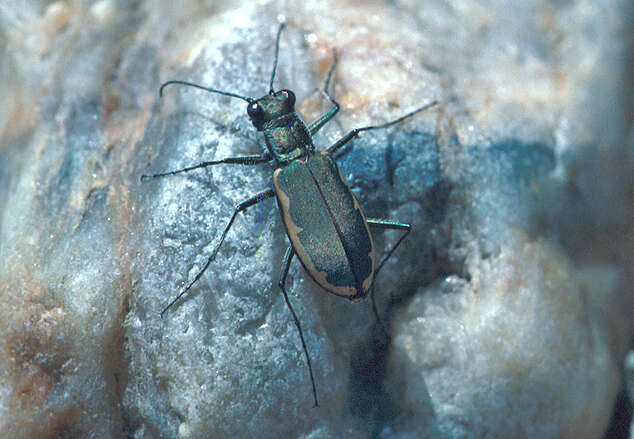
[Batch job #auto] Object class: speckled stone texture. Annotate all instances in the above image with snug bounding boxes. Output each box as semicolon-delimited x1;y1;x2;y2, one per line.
0;1;631;438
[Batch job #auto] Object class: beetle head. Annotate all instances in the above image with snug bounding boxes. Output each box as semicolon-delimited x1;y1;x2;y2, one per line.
246;89;296;131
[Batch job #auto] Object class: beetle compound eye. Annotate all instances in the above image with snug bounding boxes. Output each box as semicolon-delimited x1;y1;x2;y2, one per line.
281;89;296;107
247;102;263;119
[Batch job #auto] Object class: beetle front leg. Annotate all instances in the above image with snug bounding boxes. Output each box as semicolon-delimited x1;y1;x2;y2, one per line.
279;246;319;407
141;152;272;181
160;189;275;317
308;48;340;136
325;100;438;155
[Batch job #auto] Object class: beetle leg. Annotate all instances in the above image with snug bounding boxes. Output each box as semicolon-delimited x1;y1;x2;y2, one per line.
160;189;275;317
279;246;319;407
365;219;411;340
366;219;411;278
308;48;340;136
141;152;272;181
325;100;438;155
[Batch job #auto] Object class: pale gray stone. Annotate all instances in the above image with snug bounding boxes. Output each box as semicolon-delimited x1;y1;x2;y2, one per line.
0;1;631;438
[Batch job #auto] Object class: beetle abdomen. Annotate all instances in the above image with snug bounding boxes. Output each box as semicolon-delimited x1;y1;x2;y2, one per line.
273;154;375;299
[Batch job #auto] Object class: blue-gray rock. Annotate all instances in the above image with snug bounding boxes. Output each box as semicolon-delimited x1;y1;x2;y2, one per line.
0;1;631;438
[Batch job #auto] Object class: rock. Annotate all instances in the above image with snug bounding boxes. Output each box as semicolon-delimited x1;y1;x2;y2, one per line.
386;237;621;438
0;0;631;438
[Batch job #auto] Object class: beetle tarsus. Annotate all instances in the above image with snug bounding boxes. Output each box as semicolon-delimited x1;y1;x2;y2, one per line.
279;246;319;407
308;48;340;136
159;189;275;317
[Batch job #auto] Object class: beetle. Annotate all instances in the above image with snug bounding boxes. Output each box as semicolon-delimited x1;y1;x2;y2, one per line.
142;23;437;407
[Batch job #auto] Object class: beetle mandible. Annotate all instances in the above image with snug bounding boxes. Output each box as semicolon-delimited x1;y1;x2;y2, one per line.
142;22;438;407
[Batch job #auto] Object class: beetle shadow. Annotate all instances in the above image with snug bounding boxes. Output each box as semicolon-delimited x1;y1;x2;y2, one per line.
343;135;559;430
345;177;454;429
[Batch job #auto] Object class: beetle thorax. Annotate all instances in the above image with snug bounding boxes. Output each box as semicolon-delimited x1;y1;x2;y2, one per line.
263;113;314;164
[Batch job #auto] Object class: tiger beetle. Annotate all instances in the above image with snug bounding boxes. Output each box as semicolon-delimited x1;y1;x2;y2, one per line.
142;23;438;407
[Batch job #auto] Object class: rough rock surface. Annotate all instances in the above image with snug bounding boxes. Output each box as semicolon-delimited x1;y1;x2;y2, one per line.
0;1;631;438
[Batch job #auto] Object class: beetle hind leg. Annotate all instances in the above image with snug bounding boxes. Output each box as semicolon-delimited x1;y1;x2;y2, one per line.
279;246;319;407
366;219;411;340
160;189;275;317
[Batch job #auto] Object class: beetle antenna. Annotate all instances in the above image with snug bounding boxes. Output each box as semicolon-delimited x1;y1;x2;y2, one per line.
268;22;286;94
159;80;253;103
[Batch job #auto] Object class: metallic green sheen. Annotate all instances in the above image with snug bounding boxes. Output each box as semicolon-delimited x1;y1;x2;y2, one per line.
264;114;313;162
274;153;374;298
